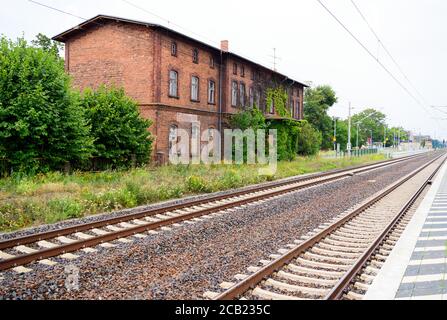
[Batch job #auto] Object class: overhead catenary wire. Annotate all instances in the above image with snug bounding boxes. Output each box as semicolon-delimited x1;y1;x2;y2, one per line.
348;0;445;133
316;0;439;130
119;0;290;75
28;0;303;82
350;0;429;106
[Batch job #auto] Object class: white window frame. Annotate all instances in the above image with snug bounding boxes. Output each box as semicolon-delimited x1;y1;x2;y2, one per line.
208;80;215;104
169;70;178;97
191;76;199;101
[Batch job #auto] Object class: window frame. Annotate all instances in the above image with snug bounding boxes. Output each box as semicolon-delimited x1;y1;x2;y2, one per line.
192;48;199;64
290;99;295;118
239;82;246;108
249;87;254;108
191;75;200;102
231;80;238;107
240;66;245;77
171;41;177;57
168;70;179;98
269;99;274;114
209;55;215;69
208;79;216;105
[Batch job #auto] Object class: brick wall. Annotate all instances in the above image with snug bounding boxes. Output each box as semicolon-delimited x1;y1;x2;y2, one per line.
63;18;305;162
66;21;154;104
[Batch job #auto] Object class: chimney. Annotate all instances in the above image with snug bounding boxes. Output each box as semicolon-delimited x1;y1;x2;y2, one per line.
220;40;229;52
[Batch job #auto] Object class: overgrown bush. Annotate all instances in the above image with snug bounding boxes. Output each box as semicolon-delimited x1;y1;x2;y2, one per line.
268;119;300;161
297;121;322;156
80;86;153;168
0;37;93;173
230;107;322;161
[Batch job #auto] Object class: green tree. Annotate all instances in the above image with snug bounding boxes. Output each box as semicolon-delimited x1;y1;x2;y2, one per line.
351;108;387;148
81;86;153;167
304;85;338;149
296;121;322;156
31;33;63;58
229;105;266;131
386;127;409;147
0;36;93;173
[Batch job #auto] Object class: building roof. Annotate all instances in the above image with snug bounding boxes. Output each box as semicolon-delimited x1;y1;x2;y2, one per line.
52;14;309;87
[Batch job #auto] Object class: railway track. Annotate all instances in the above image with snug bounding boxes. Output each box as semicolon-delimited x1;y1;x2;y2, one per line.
0;153;435;273
206;152;446;300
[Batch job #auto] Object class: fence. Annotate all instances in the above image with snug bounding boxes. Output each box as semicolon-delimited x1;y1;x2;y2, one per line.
333;148;379;159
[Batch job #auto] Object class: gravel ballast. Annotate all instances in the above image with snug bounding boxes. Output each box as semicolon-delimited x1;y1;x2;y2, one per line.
0;154;438;300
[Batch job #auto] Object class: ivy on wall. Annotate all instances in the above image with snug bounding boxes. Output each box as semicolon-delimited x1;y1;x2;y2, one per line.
265;87;290;118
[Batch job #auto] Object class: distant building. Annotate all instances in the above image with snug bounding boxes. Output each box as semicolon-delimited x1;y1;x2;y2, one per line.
53;15;308;163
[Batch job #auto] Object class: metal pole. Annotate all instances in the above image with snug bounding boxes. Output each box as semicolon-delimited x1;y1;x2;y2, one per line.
393;129;396;148
383;126;387;148
333;117;337;152
348;102;352;157
356;123;359;149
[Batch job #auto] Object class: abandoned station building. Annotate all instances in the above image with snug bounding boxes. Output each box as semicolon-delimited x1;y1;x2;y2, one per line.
53;15;308;163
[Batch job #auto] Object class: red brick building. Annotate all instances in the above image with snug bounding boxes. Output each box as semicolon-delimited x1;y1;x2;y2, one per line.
53;15;308;163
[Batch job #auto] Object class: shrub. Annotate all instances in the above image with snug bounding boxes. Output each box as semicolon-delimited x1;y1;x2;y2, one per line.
45;198;84;223
297;121;322;156
268;119;300;161
186;175;210;193
0;37;93;173
80;86;153;168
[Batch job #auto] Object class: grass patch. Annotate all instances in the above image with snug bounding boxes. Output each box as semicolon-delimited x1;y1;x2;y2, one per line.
0;154;385;232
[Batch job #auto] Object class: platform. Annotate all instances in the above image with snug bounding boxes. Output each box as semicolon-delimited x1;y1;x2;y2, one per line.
365;160;447;300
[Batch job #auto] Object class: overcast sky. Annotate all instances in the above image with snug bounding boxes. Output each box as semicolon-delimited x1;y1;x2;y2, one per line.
2;0;447;140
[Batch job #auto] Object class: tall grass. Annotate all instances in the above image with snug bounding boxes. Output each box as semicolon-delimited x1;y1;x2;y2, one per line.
0;154;385;232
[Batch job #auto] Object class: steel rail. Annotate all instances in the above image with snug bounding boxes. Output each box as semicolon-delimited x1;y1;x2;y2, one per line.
0;155;422;271
213;153;445;300
325;155;445;300
0;153;425;251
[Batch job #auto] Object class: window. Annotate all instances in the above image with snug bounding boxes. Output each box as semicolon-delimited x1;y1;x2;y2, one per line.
208;80;216;104
231;81;238;106
233;63;237;75
255;88;265;112
250;69;254;80
297;101;301;118
171;41;177;56
191;76;199;101
241;66;245;77
249;87;254;108
169;70;178;97
269;99;274;114
193;48;199;64
239;83;246;107
209;56;215;69
255;88;261;109
169;125;178;156
290;100;295;117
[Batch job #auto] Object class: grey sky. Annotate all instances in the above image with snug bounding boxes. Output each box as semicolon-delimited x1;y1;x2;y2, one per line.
2;0;447;140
